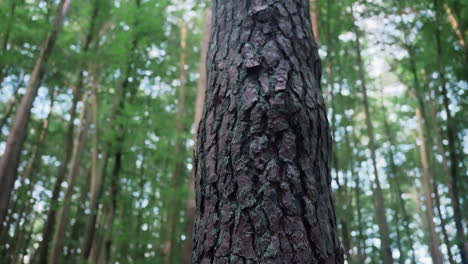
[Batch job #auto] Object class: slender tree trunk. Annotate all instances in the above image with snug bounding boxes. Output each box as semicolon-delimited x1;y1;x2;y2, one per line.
0;77;23;133
433;1;467;261
7;91;54;262
81;2;140;257
381;105;417;264
166;8;188;263
34;3;98;260
192;1;343;263
344;127;366;264
415;108;444;264
182;7;212;264
0;0;72;232
310;0;319;44
49;92;90;264
443;3;468;67
80;62;102;261
0;0;18;85
352;12;393;264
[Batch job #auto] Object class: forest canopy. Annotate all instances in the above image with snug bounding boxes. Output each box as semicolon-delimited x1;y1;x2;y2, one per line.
0;0;466;263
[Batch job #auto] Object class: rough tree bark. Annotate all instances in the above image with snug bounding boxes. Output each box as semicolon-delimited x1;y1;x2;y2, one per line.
182;6;212;264
0;0;72;232
191;1;343;263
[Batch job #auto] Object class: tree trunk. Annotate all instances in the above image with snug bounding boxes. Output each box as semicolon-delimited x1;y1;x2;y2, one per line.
166;7;188;263
310;0;319;44
352;12;393;264
34;0;97;259
81;1;140;256
182;6;212;264
433;0;466;261
0;0;72;232
49;92;90;264
80;62;102;260
0;0;18;85
415;108;444;264
192;1;343;263
0;76;23;133
381;104;417;264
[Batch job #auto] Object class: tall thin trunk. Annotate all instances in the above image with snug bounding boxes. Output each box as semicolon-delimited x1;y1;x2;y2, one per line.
34;2;97;261
310;0;319;44
100;145;122;264
0;77;23;132
433;0;466;261
381;104;417;264
0;0;18;85
182;7;212;264
166;8;187;263
398;4;452;260
344;127;365;264
192;1;343;262
49;92;90;264
7;89;55;263
443;3;468;67
352;12;393;264
415;108;444;264
81;2;140;257
81;62;102;261
0;0;72;232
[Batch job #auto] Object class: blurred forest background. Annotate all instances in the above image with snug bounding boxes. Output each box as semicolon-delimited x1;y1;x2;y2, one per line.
0;0;466;263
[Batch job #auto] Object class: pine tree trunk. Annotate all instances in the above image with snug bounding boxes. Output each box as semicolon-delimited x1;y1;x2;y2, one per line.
166;9;188;263
0;0;71;231
433;1;466;261
81;1;140;255
192;1;343;263
0;77;23;133
34;9;96;260
49;93;90;264
310;0;319;44
415;108;444;264
352;12;393;264
0;0;18;85
381;105;417;264
182;6;212;264
80;62;102;260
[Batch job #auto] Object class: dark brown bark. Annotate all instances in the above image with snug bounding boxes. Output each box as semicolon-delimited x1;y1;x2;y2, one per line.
0;0;71;233
182;6;212;264
192;1;343;263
